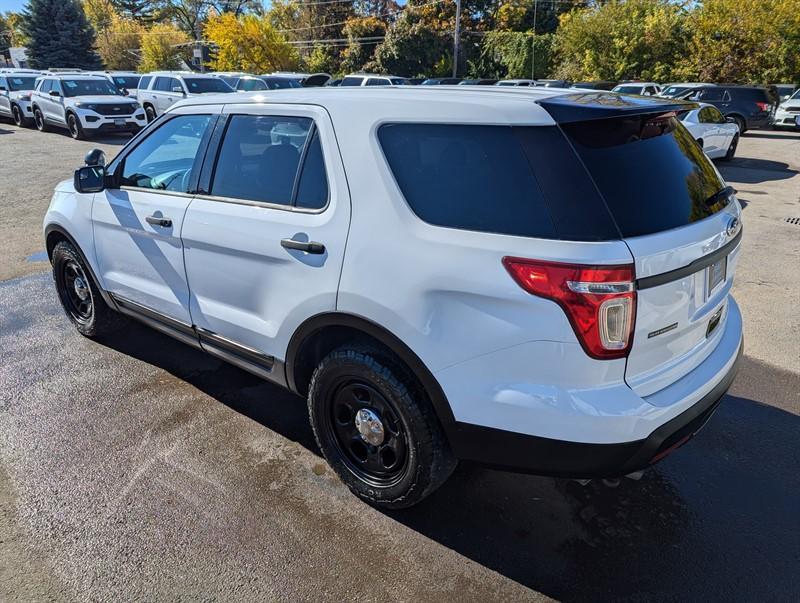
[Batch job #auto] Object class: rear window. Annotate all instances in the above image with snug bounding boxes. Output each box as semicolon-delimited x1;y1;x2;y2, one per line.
561;113;727;238
378;124;619;241
183;77;233;93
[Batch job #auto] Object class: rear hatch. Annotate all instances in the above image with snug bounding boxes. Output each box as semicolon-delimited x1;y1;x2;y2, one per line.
540;93;743;397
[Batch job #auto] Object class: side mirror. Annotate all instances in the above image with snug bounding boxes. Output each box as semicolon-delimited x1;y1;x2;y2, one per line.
49;90;60;97
74;165;106;194
0;85;6;92
84;148;106;167
171;86;185;95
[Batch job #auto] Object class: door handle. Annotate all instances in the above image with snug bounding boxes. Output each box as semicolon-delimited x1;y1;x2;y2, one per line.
281;238;325;254
146;215;172;227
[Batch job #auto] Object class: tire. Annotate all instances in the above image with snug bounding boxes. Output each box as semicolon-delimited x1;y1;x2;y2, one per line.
696;138;704;150
67;112;85;140
731;115;746;134
52;241;123;338
145;105;156;123
11;104;27;127
308;347;456;509
721;134;739;162
33;107;48;132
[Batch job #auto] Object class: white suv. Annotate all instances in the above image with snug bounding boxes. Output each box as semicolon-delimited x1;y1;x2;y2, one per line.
0;70;40;126
136;71;234;121
43;88;744;508
31;74;146;139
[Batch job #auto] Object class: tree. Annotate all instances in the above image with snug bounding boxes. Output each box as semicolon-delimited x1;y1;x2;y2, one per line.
139;21;190;71
341;15;387;74
111;0;153;22
22;0;102;69
204;12;299;73
97;15;144;70
83;0;115;31
553;0;688;82
678;0;800;84
475;30;553;79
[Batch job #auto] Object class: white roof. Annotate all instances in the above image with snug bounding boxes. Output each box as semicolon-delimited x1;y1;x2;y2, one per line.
171;86;572;126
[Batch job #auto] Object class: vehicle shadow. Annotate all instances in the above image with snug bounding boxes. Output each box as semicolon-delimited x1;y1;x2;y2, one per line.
745;130;800;141
718;157;797;184
97;323;800;601
48;128;132;145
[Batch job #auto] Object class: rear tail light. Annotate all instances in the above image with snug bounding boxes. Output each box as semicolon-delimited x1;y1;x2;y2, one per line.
502;257;636;359
756;101;770;112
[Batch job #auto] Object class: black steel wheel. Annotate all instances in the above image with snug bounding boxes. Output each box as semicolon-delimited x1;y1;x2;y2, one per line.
51;241;124;337
308;347;456;508
34;107;48;132
722;134;739;162
67;113;84;139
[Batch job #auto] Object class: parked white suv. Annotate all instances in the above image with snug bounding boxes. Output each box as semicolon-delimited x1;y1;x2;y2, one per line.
340;73;406;86
0;70;39;126
136;71;234;121
89;71;142;97
31;74;146;139
44;88;743;507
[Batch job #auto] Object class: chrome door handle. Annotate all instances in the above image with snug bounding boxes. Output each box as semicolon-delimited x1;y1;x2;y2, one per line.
146;215;172;227
281;238;325;254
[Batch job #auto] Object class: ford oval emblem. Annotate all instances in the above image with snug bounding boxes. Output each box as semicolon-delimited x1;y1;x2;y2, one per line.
726;216;740;239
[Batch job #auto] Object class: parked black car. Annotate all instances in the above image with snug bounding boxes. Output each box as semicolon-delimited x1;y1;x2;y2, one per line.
679;85;778;132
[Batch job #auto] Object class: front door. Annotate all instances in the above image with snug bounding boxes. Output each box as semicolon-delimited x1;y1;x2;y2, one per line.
181;104;350;369
0;77;10;117
92;110;219;324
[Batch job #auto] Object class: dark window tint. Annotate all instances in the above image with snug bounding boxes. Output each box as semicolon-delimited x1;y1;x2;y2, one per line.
8;76;37;90
615;85;642;94
239;78;268;91
295;130;328;209
121;114;213;192
378;124;558;239
211;115;312;205
39;79;52;93
113;76;140;89
366;78;388;86
170;78;183;92
138;75;152;90
561;114;727;238
184;77;233;93
697;88;727;102
708;107;725;123
698;107;714;123
340;76;363;86
263;77;301;89
154;77;172;92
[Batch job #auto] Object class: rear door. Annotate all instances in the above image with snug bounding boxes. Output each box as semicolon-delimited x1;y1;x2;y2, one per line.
180;104;350;371
557;108;742;397
93;108;219;324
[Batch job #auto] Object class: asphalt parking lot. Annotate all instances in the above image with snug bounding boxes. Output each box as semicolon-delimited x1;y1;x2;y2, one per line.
1;123;798;601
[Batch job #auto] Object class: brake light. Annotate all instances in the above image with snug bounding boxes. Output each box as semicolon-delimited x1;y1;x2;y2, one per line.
756;101;770;112
502;257;636;359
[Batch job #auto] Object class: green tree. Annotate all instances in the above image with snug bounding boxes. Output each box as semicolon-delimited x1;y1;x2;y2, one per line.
678;0;800;84
552;0;688;82
111;0;153;22
22;0;102;69
139;21;190;71
341;15;386;74
475;30;553;79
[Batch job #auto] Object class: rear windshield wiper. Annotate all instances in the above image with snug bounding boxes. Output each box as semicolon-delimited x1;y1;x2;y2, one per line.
704;186;736;209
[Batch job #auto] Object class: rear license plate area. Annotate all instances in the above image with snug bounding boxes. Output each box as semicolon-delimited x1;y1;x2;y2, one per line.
705;256;727;300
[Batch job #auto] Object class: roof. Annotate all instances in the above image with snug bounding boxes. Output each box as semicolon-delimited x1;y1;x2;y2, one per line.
170;86;696;126
38;73;108;80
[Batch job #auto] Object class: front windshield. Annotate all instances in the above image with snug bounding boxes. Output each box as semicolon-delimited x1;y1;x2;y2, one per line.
62;79;121;97
183;77;234;93
112;76;140;89
791;89;800;100
7;76;37;91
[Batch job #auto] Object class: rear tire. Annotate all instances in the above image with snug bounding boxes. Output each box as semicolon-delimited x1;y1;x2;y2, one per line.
52;241;123;338
722;134;739;162
144;104;156;123
308;347;456;509
34;107;48;132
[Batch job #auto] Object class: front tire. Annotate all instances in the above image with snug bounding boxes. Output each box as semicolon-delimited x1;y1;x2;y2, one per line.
308;348;456;509
34;107;48;132
12;104;28;127
67;112;85;139
52;241;123;338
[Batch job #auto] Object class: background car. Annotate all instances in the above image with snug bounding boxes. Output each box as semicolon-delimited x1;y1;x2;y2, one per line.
679;102;740;160
137;72;234;121
773;88;800;129
496;79;536;87
612;82;661;96
90;71;141;97
680;85;777;132
0;70;39;126
421;78;462;85
458;79;498;85
229;75;303;92
570;81;618;90
535;79;571;88
659;82;714;98
773;83;797;102
339;74;406;86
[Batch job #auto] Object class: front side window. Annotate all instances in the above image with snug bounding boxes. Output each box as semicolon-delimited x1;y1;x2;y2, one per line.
211;115;327;208
696;88;726;102
709;107;726;123
62;79;120;97
120;114;213;192
39;79;52;93
138;75;152;90
698;107;713;123
183;77;233;93
154;77;172;92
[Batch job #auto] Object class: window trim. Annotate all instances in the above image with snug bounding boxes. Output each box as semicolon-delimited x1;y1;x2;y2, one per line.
198;113;331;214
109;112;218;196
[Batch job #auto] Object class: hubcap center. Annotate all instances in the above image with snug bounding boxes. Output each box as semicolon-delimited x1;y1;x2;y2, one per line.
354;408;385;446
73;276;89;301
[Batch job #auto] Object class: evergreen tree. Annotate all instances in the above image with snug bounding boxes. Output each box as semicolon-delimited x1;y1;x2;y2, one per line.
22;0;102;69
111;0;152;22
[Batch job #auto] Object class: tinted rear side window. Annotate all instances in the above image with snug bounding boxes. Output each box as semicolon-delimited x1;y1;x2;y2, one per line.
139;75;151;90
562;114;726;238
379;124;557;239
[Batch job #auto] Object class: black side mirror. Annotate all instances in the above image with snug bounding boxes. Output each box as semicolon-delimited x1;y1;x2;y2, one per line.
49;90;60;97
74;165;106;194
84;148;106;167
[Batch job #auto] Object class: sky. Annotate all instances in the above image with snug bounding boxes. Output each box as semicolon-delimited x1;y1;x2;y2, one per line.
0;0;25;13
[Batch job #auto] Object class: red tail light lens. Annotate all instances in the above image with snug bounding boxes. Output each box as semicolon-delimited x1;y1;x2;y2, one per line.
502;257;636;359
756;101;770;112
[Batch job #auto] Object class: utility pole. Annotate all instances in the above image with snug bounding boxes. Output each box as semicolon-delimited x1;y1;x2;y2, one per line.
531;0;538;80
452;0;462;78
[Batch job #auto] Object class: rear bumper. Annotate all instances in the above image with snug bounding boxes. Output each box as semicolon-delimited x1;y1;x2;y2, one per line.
448;339;741;477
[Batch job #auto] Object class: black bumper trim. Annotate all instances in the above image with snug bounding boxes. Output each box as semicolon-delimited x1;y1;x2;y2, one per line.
448;337;743;478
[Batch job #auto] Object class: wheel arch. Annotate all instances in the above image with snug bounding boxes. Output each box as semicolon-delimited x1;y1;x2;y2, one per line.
286;313;457;432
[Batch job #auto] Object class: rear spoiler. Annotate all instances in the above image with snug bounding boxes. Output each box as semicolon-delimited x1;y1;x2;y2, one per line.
537;92;698;123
